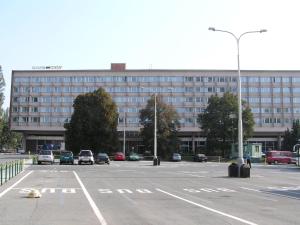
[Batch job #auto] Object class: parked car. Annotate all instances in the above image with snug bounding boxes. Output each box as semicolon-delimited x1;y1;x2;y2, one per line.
59;151;74;165
114;152;125;161
128;152;140;161
291;152;300;165
95;153;110;164
78;150;94;165
171;153;181;162
266;150;292;164
194;154;208;162
38;150;54;164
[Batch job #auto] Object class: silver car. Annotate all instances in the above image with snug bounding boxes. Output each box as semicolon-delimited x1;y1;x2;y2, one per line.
78;150;94;165
171;153;182;162
38;150;54;164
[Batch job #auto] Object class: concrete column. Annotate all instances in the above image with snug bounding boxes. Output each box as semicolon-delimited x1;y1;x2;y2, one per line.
192;135;195;154
22;133;26;152
278;135;282;150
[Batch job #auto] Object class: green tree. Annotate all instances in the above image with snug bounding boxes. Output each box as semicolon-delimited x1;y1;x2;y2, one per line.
139;95;180;159
198;92;254;157
64;88;119;154
282;120;300;151
0;108;22;150
0;66;5;109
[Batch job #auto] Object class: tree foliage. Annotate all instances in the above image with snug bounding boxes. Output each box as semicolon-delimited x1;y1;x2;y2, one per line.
282;120;300;151
198;92;254;157
64;88;119;154
0;66;5;108
0;108;22;150
139;95;180;159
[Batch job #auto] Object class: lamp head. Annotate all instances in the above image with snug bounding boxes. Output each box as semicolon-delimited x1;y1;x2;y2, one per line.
260;29;267;33
208;27;216;31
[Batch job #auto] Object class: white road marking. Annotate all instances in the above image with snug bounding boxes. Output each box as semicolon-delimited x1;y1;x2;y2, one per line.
240;187;261;192
73;171;107;225
0;171;33;198
156;188;258;225
239;187;278;202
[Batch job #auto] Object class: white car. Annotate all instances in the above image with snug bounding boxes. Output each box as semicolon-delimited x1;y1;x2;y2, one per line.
38;150;54;164
78;150;94;165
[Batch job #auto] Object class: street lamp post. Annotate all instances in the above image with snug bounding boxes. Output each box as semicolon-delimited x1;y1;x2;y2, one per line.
154;93;158;164
209;27;267;175
123;111;126;156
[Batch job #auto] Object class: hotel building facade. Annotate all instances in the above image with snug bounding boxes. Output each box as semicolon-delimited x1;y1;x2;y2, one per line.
9;64;300;153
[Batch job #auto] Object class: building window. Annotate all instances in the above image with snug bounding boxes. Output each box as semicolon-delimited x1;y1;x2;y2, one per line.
185;77;193;82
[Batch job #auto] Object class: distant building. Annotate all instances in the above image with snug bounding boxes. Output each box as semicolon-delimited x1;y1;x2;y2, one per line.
9;63;300;153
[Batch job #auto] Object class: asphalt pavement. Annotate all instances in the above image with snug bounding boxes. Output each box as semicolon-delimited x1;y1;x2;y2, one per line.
0;159;300;225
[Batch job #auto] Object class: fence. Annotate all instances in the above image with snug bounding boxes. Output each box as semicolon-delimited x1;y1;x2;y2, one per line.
0;160;24;186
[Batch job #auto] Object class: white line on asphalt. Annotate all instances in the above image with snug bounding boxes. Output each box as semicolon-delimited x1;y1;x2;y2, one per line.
73;171;107;225
0;171;33;198
240;187;261;192
156;188;258;225
183;174;205;178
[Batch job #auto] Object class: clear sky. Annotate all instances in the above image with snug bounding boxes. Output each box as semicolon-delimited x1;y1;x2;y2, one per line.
1;0;300;108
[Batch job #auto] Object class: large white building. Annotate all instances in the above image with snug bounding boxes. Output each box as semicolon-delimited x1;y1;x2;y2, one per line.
9;63;300;153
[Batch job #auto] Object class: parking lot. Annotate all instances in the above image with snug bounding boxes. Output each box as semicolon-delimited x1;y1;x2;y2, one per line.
1;158;300;225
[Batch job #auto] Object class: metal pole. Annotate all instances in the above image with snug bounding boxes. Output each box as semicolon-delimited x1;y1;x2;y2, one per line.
236;38;245;168
154;93;157;160
123;111;126;156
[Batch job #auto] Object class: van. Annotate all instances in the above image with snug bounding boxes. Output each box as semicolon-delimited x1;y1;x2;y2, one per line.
266;151;292;164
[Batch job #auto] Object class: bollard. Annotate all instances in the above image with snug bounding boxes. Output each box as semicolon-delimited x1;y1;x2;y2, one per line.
0;166;2;185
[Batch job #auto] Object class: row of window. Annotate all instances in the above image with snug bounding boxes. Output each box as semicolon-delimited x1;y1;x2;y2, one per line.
14;76;240;83
13;96;75;103
13;105;300;115
245;97;300;104
12;106;74;113
242;87;292;93
12;116;71;123
15;85;300;95
14;85;238;94
13;95;300;105
15;75;300;84
12;115;299;126
242;77;293;83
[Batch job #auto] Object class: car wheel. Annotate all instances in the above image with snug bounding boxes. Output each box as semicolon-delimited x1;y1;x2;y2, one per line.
78;161;81;165
38;161;41;165
91;162;94;165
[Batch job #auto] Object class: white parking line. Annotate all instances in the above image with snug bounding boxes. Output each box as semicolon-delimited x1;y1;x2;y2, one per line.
73;171;107;225
0;171;33;198
156;188;258;225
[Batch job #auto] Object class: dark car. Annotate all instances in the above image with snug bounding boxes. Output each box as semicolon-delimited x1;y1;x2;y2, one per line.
95;153;110;164
194;154;208;162
59;151;74;165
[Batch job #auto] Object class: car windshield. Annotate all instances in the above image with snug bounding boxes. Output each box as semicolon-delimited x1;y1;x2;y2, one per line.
80;151;92;156
61;151;72;156
173;153;180;156
98;153;108;157
39;150;51;155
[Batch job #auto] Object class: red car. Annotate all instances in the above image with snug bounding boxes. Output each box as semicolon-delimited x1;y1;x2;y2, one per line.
114;152;125;161
266;151;292;164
